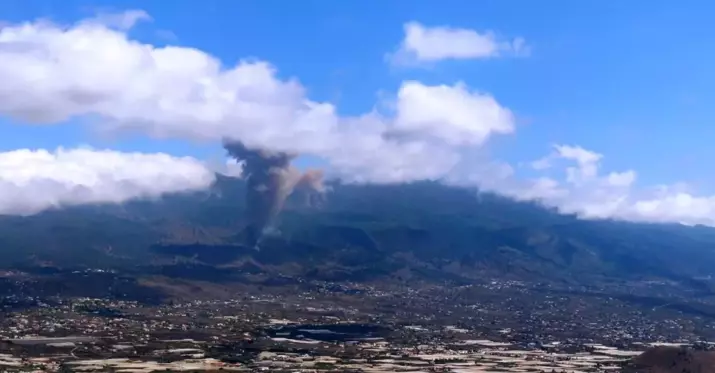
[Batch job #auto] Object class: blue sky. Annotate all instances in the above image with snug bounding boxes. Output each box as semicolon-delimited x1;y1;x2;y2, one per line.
1;0;715;223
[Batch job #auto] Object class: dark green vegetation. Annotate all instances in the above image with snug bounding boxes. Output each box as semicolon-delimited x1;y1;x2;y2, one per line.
2;175;715;291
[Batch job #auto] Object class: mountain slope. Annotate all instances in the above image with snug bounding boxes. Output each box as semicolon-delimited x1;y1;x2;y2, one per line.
0;175;714;289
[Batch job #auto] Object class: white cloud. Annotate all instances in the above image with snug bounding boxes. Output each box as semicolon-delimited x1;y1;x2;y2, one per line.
530;144;603;184
390;21;528;65
393;81;515;146
0;12;515;185
220;158;244;178
87;9;152;30
473;143;715;227
0;147;215;215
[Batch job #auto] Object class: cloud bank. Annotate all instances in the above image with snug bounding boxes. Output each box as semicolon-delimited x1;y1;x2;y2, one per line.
0;147;214;215
0;11;714;227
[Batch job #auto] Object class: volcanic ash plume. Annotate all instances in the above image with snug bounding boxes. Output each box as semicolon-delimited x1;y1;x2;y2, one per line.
295;169;327;207
223;141;325;249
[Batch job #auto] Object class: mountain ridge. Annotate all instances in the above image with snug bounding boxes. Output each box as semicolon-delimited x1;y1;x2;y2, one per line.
0;175;714;291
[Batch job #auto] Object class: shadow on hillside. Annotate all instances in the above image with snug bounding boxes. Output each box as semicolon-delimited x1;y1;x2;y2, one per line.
625;346;715;372
0;270;165;307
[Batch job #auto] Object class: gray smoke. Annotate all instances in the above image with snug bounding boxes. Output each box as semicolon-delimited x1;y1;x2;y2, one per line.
223;140;325;249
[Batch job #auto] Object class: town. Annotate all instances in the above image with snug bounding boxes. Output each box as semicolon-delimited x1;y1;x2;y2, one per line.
2;278;713;372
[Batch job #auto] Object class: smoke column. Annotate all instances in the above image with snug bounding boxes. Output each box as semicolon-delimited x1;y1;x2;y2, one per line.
295;169;327;207
223;140;325;249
